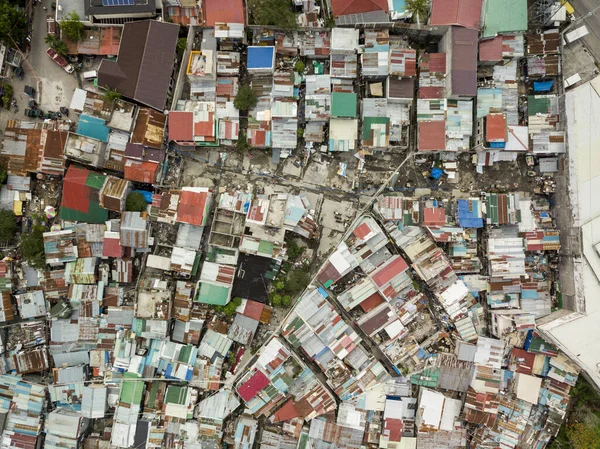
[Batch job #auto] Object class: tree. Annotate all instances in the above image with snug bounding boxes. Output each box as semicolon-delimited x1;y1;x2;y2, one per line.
176;38;186;58
0;210;16;242
216;296;242;316
1;83;11;108
247;0;297;29
236;132;251;152
284;267;310;295
234;84;257;111
294;61;305;73
406;0;430;26
285;238;304;261
60;12;84;42
0;165;7;185
20;226;45;269
0;1;27;44
103;86;122;103
45;34;69;57
126;192;148;212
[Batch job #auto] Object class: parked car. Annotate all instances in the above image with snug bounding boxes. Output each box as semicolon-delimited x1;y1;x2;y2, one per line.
46;48;75;74
24;85;35;97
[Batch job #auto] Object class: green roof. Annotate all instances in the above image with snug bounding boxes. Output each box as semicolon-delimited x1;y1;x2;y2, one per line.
482;0;527;38
165;385;188;405
120;372;144;405
196;282;230;306
528;95;551;116
362;116;390;141
410;367;440;388
85;172;107;189
331;92;357;118
59;202;109;224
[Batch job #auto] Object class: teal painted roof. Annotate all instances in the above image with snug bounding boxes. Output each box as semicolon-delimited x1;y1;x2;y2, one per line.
483;0;527;38
331;92;357;118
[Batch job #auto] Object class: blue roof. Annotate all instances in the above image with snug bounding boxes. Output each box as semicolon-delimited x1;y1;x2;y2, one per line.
247;46;275;69
457;199;484;229
76;115;110;142
534;80;554;92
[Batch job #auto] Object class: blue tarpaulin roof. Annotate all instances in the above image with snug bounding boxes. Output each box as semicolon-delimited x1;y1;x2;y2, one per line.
431;167;443;179
247;46;275;69
457;199;484;228
534;80;554;92
76;115;110;142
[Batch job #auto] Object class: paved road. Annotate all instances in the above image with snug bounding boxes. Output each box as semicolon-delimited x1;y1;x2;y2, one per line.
21;0;78;112
568;1;600;64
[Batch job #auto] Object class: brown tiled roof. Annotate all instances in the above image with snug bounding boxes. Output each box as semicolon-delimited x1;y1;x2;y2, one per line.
97;20;179;111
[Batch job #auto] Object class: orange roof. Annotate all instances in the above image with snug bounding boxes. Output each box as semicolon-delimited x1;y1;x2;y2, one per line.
486;113;507;142
168;111;194;142
124;160;158;184
331;0;388;16
177;189;209;226
204;0;245;26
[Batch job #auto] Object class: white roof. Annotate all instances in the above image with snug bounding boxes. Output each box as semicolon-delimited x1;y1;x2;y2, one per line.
514;373;542;404
331;28;359;51
539;75;600;389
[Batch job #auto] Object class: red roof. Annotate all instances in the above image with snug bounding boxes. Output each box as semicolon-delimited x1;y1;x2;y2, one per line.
168;111;194;142
479;37;503;62
418;86;445;99
124;160;158;184
61;166;92;213
429;0;482;29
237;370;270;401
423;207;446;226
419;121;446;151
511;348;535;375
242;300;264;321
486;113;507;142
360;291;385;312
273;399;301;423
103;236;123;258
194;111;215;139
421;53;446;74
371;256;409;287
385;418;403;442
353;222;372;240
177;189;209;226
331;0;388;16
204;0;245;26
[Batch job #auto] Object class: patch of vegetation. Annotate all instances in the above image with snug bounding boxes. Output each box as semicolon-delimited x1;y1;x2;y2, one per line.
285;238;304;262
102;86;122;103
247;0;297;29
270;264;310;308
294;60;305;73
234;84;258;111
176;37;186;58
215;296;243;317
236;131;251;152
1;83;12;108
0;210;16;242
60;12;84;42
20;224;45;269
0;164;7;185
550;377;600;449
125;192;148;212
44;34;69;57
0;1;27;44
406;0;430;26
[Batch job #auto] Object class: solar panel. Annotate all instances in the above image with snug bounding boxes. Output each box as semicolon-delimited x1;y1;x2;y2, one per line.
101;0;135;6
